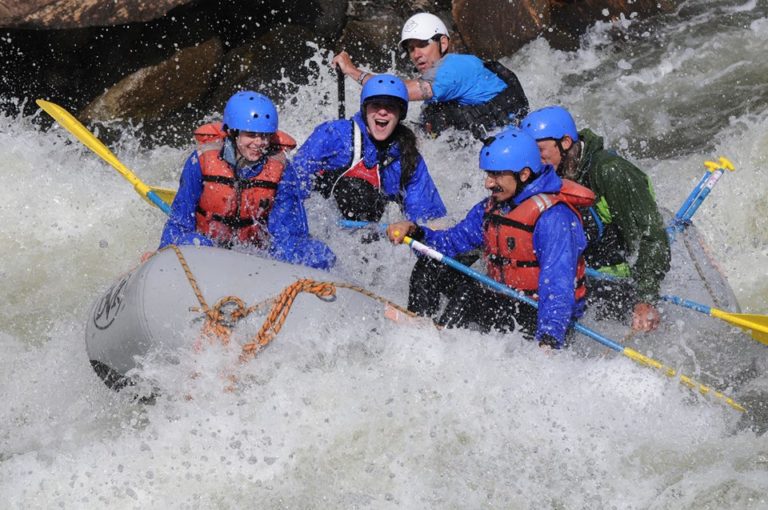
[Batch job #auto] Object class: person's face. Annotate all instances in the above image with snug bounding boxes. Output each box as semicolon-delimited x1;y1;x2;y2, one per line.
235;131;272;162
535;136;573;171
365;100;401;142
403;36;446;72
484;171;519;203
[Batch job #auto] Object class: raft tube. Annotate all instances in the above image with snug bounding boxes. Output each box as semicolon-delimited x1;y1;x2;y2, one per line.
85;245;383;389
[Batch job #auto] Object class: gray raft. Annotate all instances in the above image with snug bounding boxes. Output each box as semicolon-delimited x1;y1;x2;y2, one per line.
85;245;383;388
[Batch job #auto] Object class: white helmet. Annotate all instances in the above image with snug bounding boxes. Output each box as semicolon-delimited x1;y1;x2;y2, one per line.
399;13;449;46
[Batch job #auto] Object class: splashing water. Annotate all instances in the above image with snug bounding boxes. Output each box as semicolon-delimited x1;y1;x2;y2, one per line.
2;2;767;507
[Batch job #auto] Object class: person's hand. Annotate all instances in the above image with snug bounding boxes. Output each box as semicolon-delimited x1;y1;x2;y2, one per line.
331;51;358;77
386;221;416;244
632;302;661;332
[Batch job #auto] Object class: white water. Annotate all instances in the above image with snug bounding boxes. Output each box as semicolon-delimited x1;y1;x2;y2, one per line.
2;1;768;508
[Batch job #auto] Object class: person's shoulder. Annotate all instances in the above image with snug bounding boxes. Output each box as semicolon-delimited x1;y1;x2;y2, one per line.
313;117;350;133
445;53;483;64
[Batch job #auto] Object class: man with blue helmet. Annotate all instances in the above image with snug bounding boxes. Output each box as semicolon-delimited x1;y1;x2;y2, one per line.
290;74;446;225
387;128;594;348
158;91;336;270
521;106;671;332
332;12;528;140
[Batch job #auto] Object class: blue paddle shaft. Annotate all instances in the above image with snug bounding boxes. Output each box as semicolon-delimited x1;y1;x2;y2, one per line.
404;237;624;353
146;190;172;215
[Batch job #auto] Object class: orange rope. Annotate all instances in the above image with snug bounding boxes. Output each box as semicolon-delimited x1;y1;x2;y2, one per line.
169;246;416;361
240;279;337;359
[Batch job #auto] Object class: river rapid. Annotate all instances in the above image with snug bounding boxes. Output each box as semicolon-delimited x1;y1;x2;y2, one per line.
2;1;768;508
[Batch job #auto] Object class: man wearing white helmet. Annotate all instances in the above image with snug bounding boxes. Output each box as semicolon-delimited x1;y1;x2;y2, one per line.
333;12;529;140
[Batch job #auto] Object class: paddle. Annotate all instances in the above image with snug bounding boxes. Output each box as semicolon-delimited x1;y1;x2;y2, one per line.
337;67;346;119
399;235;745;412
661;295;768;346
36;99;172;214
667;157;735;242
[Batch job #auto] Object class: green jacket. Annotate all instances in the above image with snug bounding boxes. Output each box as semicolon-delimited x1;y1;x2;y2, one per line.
576;128;670;303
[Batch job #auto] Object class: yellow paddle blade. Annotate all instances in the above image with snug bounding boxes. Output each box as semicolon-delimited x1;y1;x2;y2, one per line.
149;186;177;206
36;99;151;196
710;308;768;346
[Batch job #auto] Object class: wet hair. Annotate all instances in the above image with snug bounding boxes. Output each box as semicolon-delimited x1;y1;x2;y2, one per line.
559;138;582;179
393;122;419;193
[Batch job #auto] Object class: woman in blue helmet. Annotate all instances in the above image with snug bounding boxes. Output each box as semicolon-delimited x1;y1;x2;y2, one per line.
158;91;336;270
387;128;593;349
289;74;446;224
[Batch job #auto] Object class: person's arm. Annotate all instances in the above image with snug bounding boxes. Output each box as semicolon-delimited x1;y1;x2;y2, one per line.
268;163;336;270
332;51;373;87
332;51;434;101
592;157;670;301
532;205;587;346
401;156;447;222
419;200;486;257
404;78;434;101
158;153;214;249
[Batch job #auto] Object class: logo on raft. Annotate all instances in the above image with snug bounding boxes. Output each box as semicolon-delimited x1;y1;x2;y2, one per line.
93;274;130;330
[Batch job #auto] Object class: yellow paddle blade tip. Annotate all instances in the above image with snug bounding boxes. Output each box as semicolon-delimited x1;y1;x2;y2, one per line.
704;157;736;172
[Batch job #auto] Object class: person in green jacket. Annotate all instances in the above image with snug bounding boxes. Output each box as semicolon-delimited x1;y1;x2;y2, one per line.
521;105;671;332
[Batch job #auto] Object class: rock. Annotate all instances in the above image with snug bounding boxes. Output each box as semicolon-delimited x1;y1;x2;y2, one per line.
452;0;550;59
209;24;321;111
80;38;223;122
0;0;192;29
547;0;676;50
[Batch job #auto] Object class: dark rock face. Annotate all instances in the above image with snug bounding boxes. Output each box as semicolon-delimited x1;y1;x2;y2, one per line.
0;0;675;143
452;0;550;58
0;0;191;29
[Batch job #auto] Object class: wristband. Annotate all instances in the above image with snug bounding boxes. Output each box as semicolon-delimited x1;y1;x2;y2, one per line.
357;71;369;85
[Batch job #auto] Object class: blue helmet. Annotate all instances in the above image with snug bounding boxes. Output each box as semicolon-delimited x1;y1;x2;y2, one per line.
222;91;278;133
521;105;579;142
479;127;543;174
360;74;409;116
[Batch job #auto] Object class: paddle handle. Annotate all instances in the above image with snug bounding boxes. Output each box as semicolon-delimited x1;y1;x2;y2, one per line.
337;67;345;119
146;189;172;215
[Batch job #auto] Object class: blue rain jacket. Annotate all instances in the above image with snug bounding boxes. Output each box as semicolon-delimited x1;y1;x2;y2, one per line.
289;112;447;223
158;139;336;270
420;166;587;344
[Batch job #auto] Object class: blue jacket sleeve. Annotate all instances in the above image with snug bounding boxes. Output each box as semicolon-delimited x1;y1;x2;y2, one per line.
159;153;214;249
268;163;336;270
290;120;353;200
402;156;447;222
421;200;486;257
532;204;587;345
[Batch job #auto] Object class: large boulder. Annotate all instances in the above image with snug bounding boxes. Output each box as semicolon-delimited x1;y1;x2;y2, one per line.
209;24;322;112
547;0;677;50
452;0;677;58
80;37;223;122
452;0;549;59
0;0;192;29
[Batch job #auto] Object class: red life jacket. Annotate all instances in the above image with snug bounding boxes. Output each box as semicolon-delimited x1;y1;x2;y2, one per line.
193;122;296;247
483;179;595;300
328;121;381;192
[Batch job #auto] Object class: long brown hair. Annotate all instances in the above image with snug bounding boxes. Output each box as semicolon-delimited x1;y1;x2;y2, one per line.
393;122;419;192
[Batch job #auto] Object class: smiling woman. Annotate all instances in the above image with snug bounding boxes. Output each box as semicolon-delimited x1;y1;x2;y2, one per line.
290;73;447;225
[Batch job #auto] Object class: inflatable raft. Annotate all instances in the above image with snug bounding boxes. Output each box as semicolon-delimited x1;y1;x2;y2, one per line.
85;245;388;389
86;223;757;395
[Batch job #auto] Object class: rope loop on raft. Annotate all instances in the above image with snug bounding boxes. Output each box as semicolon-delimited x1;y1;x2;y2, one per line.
168;245;415;361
